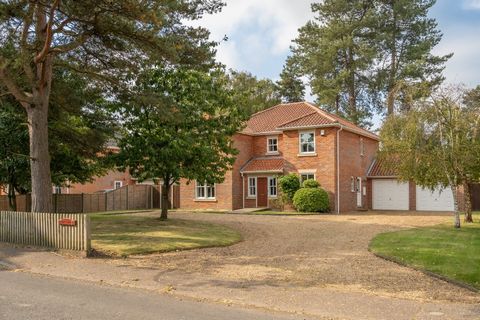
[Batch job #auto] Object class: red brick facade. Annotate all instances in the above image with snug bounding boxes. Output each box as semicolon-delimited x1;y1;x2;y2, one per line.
179;102;380;212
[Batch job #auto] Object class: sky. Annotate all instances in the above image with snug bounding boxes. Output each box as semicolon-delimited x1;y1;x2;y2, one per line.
197;0;480;96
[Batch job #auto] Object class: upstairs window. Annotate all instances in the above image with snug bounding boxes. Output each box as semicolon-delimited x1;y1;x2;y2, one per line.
267;136;278;153
114;181;123;189
360;138;365;156
196;181;216;199
299;131;315;154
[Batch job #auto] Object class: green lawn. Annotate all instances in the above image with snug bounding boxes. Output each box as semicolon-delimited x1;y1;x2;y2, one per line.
90;212;241;256
248;210;320;216
370;213;480;290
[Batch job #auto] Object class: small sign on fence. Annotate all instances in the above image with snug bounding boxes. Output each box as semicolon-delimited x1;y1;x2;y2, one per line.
58;218;77;226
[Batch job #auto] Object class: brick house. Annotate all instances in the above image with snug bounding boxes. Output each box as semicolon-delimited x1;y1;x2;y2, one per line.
180;102;379;213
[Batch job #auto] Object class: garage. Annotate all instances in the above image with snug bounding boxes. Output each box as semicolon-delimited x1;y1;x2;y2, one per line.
416;186;454;211
372;179;409;210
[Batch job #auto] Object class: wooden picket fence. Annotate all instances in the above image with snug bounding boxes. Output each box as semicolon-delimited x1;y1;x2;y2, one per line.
0;211;90;253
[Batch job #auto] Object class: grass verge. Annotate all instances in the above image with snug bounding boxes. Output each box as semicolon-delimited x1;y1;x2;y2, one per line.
247;210;320;216
369;213;480;290
91;212;241;256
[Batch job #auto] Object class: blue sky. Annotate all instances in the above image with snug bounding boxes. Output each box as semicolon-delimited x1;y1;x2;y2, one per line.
198;0;480;91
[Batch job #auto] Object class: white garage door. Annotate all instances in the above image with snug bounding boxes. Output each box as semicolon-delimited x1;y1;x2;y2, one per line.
416;186;454;211
372;179;409;210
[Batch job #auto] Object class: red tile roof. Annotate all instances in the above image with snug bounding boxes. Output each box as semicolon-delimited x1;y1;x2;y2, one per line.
242;102;379;140
240;157;285;173
367;159;398;177
243;102;317;134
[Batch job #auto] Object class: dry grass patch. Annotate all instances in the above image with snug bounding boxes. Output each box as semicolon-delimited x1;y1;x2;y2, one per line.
91;212;241;256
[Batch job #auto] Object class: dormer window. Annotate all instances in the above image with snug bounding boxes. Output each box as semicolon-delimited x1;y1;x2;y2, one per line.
267;136;278;153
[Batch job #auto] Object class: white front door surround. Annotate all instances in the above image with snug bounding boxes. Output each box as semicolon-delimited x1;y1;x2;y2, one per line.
356;177;362;207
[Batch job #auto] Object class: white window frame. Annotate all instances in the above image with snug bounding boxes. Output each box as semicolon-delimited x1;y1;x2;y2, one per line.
267;136;279;154
300;173;316;184
299;130;316;154
195;181;216;200
114;181;123;189
268;176;277;198
53;186;62;194
248;177;257;197
360;138;365;156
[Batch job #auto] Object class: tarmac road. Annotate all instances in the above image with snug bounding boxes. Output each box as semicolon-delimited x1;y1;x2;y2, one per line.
0;271;308;320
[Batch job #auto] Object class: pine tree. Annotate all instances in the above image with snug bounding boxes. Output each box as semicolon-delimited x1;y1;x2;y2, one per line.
277;57;305;103
0;0;221;212
375;0;452;115
292;0;377;126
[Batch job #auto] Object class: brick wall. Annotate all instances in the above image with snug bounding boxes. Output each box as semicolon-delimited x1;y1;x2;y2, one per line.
280;128;337;211
338;130;378;212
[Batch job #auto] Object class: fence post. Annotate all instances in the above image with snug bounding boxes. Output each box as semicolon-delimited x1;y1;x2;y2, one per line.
85;214;91;254
81;193;85;213
126;185;129;210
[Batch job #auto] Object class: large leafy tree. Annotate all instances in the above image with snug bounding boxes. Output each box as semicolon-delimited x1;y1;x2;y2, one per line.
0;0;221;212
0;103;30;211
291;0;377;126
226;70;281;115
379;85;480;228
116;67;246;220
374;0;452;114
0;70;115;210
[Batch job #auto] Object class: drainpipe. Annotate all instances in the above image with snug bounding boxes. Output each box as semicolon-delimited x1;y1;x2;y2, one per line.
241;172;245;209
336;125;344;214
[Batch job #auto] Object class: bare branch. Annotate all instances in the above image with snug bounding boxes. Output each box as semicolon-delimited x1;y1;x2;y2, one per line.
50;33;90;54
34;0;61;64
0;61;33;107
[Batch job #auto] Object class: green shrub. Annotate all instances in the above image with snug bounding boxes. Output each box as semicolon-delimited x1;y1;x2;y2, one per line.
278;173;300;202
293;188;329;212
302;179;320;189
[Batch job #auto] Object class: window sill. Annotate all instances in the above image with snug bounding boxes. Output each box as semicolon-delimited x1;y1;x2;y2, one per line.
266;151;280;155
194;199;217;203
297;153;317;157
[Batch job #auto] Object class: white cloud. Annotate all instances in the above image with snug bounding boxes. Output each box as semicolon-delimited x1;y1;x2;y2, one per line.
192;0;314;73
463;0;480;10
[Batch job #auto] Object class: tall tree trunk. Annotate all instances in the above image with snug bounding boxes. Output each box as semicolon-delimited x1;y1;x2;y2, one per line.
160;183;170;220
7;183;17;212
27;90;53;213
463;182;473;223
451;185;461;228
387;0;397;115
347;47;357;123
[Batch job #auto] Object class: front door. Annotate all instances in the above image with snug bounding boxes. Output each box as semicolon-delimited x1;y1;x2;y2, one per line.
356;177;362;207
257;177;268;207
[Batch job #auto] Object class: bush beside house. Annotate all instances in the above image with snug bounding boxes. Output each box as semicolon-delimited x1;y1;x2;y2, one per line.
278;173;301;203
293;179;330;213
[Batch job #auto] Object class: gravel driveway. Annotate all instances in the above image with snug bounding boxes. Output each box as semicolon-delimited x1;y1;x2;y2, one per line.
125;212;480;311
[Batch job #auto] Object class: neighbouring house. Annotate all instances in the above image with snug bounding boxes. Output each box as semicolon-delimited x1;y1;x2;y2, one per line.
179;102;379;213
51;145;137;194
